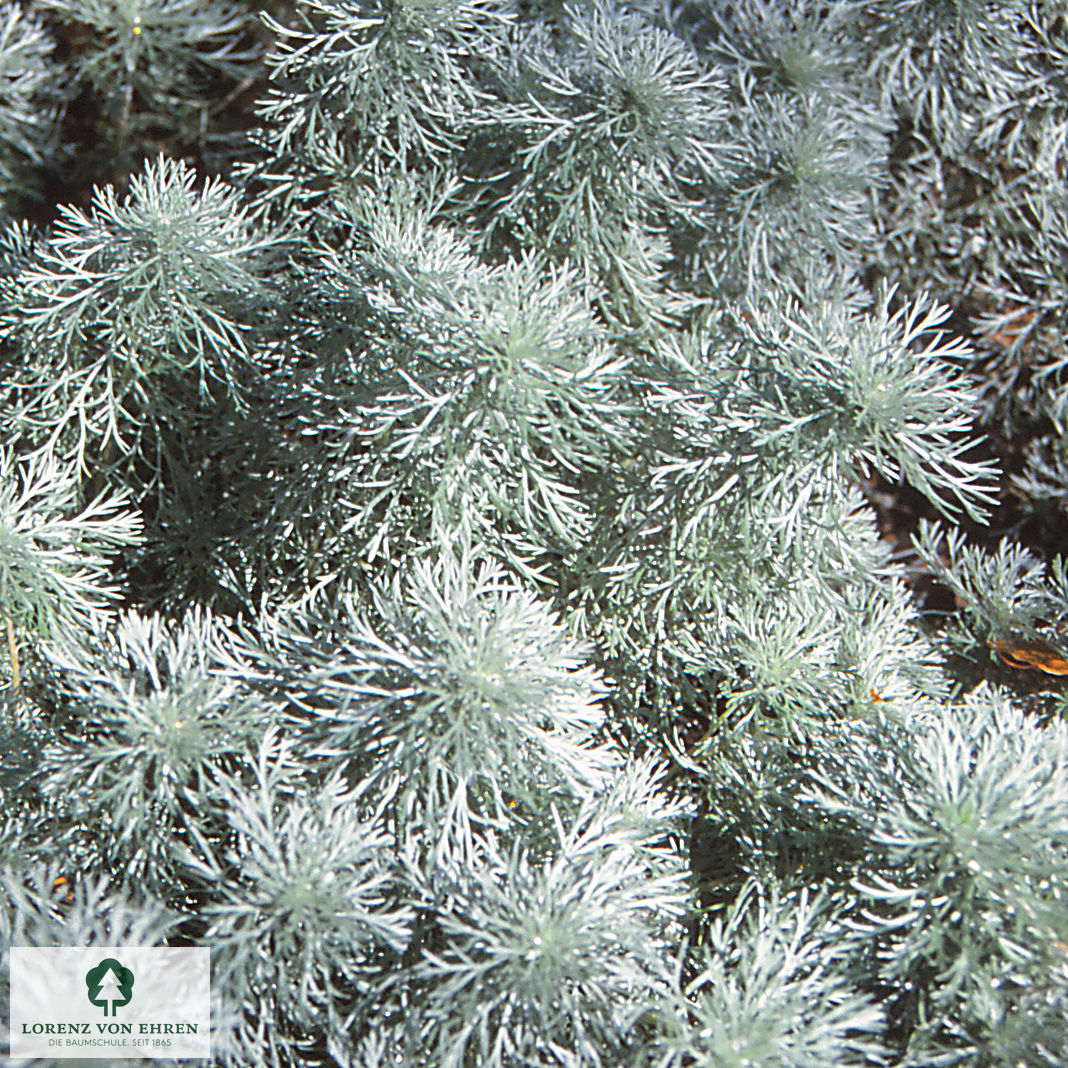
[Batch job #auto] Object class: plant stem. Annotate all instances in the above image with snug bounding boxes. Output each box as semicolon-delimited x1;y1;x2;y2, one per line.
6;614;19;690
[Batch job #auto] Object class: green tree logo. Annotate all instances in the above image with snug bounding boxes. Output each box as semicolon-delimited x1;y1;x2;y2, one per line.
85;958;134;1016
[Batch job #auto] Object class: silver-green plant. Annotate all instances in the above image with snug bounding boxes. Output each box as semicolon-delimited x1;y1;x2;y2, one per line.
257;0;512;187
0;1;63;209
37;608;272;898
38;0;259;145
473;0;726;264
807;687;1068;1065
295;181;636;580
643;881;887;1068
2;155;281;470
399;775;690;1068
1;1;1066;1065
0;448;141;643
215;550;620;866
198;731;414;1068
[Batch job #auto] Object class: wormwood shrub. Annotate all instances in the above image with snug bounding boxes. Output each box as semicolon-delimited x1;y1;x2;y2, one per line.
1;1;1068;1065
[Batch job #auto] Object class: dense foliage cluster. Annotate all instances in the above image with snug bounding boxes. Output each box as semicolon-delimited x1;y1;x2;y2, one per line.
1;1;1068;1064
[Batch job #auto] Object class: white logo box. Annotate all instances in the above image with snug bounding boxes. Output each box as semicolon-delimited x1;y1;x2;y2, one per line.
10;947;210;1060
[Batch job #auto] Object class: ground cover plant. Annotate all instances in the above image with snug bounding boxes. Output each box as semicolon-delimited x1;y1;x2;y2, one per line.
2;0;1068;1064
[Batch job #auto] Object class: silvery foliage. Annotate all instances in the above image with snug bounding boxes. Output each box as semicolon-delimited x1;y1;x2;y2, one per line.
0;448;141;639
0;2;62;206
806;688;1068;1065
37;0;259;139
212;551;621;867
1;157;282;475
37;608;271;898
1;0;1066;1064
641;881;886;1068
